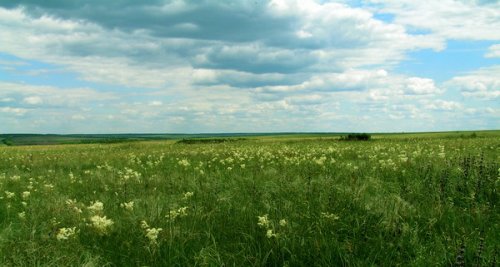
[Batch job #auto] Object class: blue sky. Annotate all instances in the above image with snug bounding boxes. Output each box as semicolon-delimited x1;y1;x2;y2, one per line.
0;0;498;133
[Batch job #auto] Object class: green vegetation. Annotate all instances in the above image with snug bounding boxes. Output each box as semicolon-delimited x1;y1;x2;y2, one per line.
0;138;13;146
340;133;371;141
0;132;499;266
176;138;247;144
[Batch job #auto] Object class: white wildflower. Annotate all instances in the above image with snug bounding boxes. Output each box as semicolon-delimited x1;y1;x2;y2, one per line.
257;214;270;228
56;227;77;240
178;159;190;167
66;199;77;206
140;220;150;229
183;192;194;200
88;201;104;213
44;183;54;190
22;191;30;199
321;212;340;220
167;207;188;220
145;228;162;245
266;229;277;238
4;191;15;199
90;215;113;235
314;156;327;166
120;201;134;211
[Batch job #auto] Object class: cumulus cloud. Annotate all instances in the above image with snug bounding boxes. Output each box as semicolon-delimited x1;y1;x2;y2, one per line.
0;0;497;132
369;0;500;40
444;66;500;99
0;107;28;116
149;101;163;106
255;69;442;100
71;114;86;120
485;44;500;58
0;1;442;89
0;97;15;102
23;96;43;105
405;77;440;95
422;100;463;111
0;81;118;107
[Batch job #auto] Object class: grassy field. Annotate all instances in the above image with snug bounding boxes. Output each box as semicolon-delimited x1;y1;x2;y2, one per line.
0;132;499;266
1;130;495;146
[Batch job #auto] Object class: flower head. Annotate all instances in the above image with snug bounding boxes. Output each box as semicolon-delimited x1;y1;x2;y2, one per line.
21;191;31;199
120;201;134;211
56;227;77;240
183;192;194;200
257;214;270;228
145;228;162;245
90;215;113;235
4;191;15;199
266;229;277;238
88;201;104;213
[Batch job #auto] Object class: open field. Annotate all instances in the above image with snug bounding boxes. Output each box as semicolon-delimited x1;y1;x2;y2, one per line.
0;133;499;266
1;130;497;146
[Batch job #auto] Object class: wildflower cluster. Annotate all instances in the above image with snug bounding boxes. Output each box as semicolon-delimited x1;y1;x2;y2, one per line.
4;191;15;199
120;201;134;211
66;199;83;213
87;201;104;213
57;227;78;241
183;191;194;200
178;159;190;167
257;214;287;239
90;215;114;236
86;200;113;235
167;207;188;220
140;220;162;245
119;167;141;182
321;212;340;221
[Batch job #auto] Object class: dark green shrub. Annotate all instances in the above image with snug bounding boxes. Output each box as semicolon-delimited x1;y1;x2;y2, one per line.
1;138;13;146
340;133;371;141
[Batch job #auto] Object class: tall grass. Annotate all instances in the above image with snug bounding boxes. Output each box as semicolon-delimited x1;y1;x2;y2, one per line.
0;137;498;266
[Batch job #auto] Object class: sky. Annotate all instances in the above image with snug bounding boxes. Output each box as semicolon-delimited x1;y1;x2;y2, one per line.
0;0;499;134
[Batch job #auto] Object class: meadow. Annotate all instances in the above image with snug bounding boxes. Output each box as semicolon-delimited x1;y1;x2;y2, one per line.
0;132;498;266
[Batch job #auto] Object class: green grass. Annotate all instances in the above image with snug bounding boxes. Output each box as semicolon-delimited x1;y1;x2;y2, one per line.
0;134;498;266
3;130;497;146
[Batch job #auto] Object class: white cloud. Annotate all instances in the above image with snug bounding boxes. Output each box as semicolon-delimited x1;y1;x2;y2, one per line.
0;82;117;107
0;107;28;116
444;66;500;99
423;100;463;111
0;4;443;90
405;77;440;95
0;97;14;102
485;44;500;58
23;96;43;105
71;114;86;120
369;0;500;40
255;69;442;99
0;2;497;132
149;101;163;106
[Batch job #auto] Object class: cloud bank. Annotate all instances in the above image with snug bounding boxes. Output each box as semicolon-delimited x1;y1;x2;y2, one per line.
0;0;498;133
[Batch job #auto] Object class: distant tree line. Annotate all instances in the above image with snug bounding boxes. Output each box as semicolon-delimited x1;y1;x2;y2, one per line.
340;133;371;141
176;138;247;144
1;138;13;146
